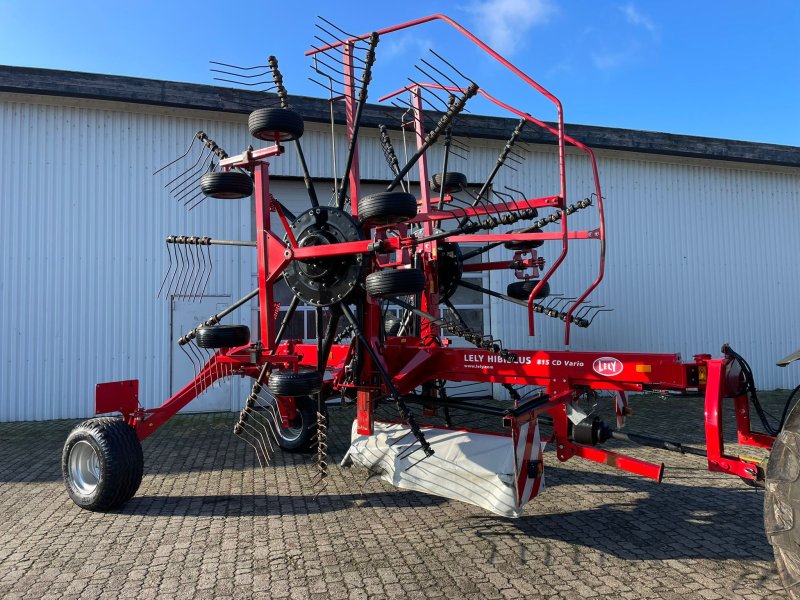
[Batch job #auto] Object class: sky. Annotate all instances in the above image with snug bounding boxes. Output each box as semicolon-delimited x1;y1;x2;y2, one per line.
1;0;798;146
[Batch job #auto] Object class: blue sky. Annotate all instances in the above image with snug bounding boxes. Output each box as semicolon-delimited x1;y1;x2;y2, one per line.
1;1;797;145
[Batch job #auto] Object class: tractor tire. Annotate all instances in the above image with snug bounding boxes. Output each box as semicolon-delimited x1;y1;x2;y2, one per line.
268;368;323;397
195;325;250;348
62;417;144;512
765;401;800;599
366;269;426;298
507;280;551;300
199;171;254;199
358;191;418;226
275;395;324;453
431;171;467;193
504;227;544;250
248;107;304;141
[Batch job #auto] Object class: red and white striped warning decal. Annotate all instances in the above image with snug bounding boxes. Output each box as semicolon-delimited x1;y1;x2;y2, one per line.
512;418;544;508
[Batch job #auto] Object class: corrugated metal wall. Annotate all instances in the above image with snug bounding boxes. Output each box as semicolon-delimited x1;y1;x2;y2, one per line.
1;93;799;421
0;95;255;421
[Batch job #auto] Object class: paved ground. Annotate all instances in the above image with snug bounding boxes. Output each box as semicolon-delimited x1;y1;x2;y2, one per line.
0;391;791;599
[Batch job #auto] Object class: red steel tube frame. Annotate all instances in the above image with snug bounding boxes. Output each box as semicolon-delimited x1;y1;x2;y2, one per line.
96;15;772;494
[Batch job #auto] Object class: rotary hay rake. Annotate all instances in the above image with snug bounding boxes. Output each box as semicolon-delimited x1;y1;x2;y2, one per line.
61;13;800;595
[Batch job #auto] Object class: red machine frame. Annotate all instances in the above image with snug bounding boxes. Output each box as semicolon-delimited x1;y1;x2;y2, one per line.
98;14;773;496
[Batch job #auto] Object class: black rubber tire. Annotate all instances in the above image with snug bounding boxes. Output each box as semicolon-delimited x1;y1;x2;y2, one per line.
195;325;250;348
504;227;544;250
431;172;467;194
62;417;144;512
358;191;418;226
268;368;323;397
276;395;325;453
248;108;304;141
199;171;254;199
507;280;551;300
366;269;426;298
385;315;402;336
765;401;800;599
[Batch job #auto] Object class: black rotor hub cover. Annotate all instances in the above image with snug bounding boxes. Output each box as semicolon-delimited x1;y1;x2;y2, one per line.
283;207;364;307
438;242;463;302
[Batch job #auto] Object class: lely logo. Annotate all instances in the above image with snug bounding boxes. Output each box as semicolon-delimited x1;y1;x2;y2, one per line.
593;357;623;377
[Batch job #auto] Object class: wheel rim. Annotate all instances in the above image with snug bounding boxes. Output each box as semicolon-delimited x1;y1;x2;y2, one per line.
280;412;305;443
69;440;100;495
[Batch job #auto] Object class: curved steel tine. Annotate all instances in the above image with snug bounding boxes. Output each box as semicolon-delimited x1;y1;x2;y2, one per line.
179;238;196;299
419;57;463;90
588;307;614;326
253;392;285;438
168;241;184;297
234;426;265;469
199;244;213;300
246;408;277;452
187;194;208;212
154;133;200;176
164;145;209;189
179;342;199;397
209;66;271;78
575;304;598;319
190;240;207;301
243;406;275;455
428;48;475;85
157;239;174;299
212;77;275;87
174;155;214;199
240;417;271;466
176;242;190;297
209;60;269;70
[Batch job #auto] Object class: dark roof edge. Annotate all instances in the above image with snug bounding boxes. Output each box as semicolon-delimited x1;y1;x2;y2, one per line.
2;65;798;168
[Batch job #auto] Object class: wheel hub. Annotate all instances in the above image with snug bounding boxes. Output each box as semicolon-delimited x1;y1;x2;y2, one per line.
283;207;364;306
69;440;100;495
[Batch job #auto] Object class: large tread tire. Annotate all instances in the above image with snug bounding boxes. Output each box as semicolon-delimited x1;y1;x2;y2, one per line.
275;395;324;453
62;417;144;512
366;269;426;298
504;227;544;250
507;280;551;300
268;368;323;397
358;192;418;226
248;108;304;141
765;402;800;599
195;325;250;348
431;171;467;194
199;171;254;199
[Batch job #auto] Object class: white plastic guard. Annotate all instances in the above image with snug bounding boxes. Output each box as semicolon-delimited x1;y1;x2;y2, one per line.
342;420;544;518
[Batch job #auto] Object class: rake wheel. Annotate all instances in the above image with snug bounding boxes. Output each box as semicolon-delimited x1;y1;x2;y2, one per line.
268;368;323;397
366;269;426;298
358;191;418;226
507;280;551;300
248;107;304;141
430;171;467;194
195;325;250;348
199;171;254;199
504;227;544;250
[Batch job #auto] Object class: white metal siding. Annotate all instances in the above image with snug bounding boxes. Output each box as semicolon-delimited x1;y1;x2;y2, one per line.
1;93;799;422
0;97;255;420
